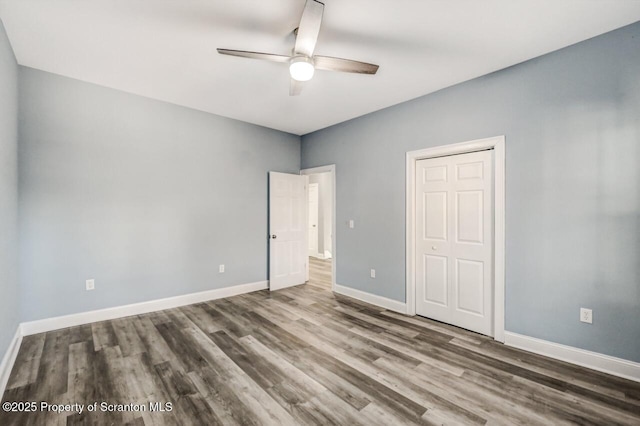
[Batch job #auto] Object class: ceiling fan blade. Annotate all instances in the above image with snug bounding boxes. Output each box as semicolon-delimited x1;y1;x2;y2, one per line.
289;78;303;96
314;56;379;74
294;0;324;57
217;48;291;63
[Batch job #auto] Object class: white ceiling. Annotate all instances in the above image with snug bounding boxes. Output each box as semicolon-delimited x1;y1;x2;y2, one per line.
1;1;639;135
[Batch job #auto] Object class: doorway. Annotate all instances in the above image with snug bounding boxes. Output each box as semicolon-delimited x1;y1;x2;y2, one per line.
301;165;336;292
406;136;505;342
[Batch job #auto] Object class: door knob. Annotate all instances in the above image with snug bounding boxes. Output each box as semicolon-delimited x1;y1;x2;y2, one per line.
312;224;316;227
272;235;277;239
432;246;437;250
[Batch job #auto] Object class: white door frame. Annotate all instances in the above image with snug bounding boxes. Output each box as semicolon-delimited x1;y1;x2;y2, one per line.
300;165;336;292
406;136;505;342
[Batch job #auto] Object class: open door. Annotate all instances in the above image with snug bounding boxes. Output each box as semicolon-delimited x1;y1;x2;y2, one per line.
269;172;308;291
308;182;319;256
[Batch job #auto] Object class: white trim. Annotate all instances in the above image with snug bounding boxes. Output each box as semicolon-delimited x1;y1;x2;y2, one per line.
0;326;23;396
300;164;336;292
406;135;506;342
504;332;640;383
21;281;268;336
335;283;407;314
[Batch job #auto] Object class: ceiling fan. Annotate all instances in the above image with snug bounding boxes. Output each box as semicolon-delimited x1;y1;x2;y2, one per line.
217;0;379;96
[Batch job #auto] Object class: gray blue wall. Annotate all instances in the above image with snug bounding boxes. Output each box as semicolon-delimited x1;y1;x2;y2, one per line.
301;22;640;362
0;19;19;360
18;68;300;321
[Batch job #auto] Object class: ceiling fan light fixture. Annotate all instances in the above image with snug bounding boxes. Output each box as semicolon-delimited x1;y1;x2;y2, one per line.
217;0;378;95
289;56;315;81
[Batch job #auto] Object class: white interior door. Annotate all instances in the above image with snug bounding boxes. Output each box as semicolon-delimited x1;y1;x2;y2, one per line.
269;172;308;291
415;150;494;336
308;183;319;256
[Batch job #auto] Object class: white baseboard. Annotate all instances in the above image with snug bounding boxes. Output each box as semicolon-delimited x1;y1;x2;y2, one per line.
21;280;269;336
504;332;640;383
334;283;407;314
0;326;23;397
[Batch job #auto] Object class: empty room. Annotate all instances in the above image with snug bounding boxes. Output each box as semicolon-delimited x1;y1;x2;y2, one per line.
1;0;639;424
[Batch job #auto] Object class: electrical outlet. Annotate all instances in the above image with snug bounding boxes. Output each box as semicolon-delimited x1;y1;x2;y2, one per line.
349;220;355;229
370;269;376;278
219;264;225;273
86;279;95;291
580;308;593;324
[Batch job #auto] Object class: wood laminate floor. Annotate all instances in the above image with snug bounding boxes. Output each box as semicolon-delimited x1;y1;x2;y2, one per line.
308;256;332;291
2;260;639;425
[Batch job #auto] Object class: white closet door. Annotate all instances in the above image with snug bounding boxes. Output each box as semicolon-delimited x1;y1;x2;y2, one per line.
415;150;494;336
308;183;319;256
